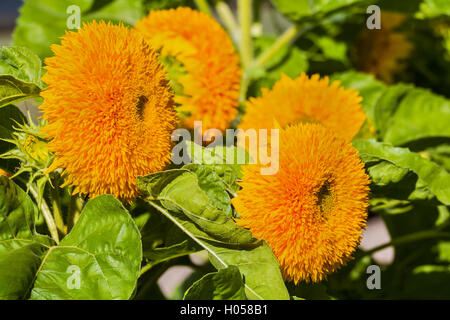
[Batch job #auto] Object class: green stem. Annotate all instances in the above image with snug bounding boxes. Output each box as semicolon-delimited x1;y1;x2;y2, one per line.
215;1;240;43
238;0;253;69
28;183;59;244
67;193;83;232
254;24;301;67
194;0;212;15
50;186;65;236
361;230;450;257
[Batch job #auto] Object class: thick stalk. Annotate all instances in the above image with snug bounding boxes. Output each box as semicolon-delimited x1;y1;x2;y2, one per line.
50;186;65;235
216;1;240;43
28;183;59;244
361;230;450;257
238;0;253;69
67;193;83;232
194;0;212;15
254;24;300;67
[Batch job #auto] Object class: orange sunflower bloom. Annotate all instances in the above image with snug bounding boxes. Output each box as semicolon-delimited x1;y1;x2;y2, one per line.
40;21;177;203
135;7;241;133
232;123;370;283
354;12;413;84
238;73;365;144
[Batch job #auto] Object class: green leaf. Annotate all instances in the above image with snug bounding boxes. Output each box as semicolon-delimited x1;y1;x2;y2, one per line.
250;36;308;94
185;140;248;194
13;0;145;61
137;171;289;300
138;169;255;246
417;0;450;18
0;176;38;240
0;47;43;108
314;35;349;64
206;241;289;300
0;177;54;300
354;139;450;205
270;0;368;22
140;206;200;264
29;195;142;300
183;164;233;217
184;265;246;300
0;105;26;173
333;71;450;146
0;239;49;300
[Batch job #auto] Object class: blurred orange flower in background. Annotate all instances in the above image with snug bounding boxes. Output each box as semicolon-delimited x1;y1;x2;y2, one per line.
354;12;413;84
41;21;177;203
135;7;242;134
238;73;366;142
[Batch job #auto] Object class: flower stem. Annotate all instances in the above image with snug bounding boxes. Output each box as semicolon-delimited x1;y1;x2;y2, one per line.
67;193;83;232
215;1;240;44
50;186;65;236
194;0;212;15
28;183;59;244
361;229;450;257
253;24;301;68
238;0;253;69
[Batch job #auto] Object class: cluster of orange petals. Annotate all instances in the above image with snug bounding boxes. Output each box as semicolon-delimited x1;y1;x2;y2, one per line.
233;123;370;283
41;21;177;202
238;73;366;143
135;7;242;133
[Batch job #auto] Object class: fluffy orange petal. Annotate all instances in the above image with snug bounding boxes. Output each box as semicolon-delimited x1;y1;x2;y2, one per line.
232;123;370;283
40;21;177;202
135;7;241;133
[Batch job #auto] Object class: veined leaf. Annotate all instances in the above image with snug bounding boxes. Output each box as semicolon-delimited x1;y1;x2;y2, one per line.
138;169;255;246
354;139;450;205
0;177;53;300
0;47;43;108
0;176;37;240
26;195;142;300
184;266;246;300
332;71;450;146
137;170;289;300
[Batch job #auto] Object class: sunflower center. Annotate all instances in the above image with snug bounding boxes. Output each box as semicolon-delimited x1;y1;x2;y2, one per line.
316;180;335;218
136;95;148;120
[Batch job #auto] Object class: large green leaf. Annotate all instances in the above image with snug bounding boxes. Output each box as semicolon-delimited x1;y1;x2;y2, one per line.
0;47;43;108
0;239;49;300
13;0;145;61
270;0;368;22
138;169;255;246
184;266;246;300
0;177;54;300
354;139;450;205
137;170;289;300
29;195;142;300
333;71;450;146
0;176;38;240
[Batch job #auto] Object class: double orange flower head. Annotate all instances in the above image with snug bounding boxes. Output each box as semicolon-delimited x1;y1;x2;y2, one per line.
41;8;370;283
41;8;241;202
